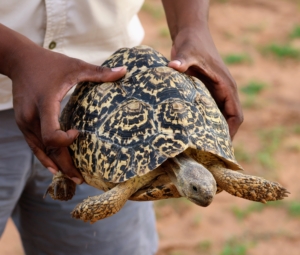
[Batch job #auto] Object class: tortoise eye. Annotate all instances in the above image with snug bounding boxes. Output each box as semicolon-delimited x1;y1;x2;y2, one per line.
192;186;198;192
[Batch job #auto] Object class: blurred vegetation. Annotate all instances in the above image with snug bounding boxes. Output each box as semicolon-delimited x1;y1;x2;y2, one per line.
261;43;300;60
232;200;300;220
290;24;300;39
256;127;284;169
232;203;266;220
220;238;250;255
141;2;165;20
223;53;252;65
168;251;184;255
288;201;300;217
240;81;267;96
233;145;252;163
195;240;212;253
293;125;300;134
240;80;267;108
159;26;170;38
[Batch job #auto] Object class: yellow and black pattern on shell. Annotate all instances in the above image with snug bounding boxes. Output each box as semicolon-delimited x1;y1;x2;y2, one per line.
61;45;241;183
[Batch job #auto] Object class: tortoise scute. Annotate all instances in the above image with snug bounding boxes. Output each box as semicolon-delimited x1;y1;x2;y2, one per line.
102;45;169;79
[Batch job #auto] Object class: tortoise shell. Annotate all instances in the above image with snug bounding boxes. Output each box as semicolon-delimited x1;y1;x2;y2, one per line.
60;45;242;183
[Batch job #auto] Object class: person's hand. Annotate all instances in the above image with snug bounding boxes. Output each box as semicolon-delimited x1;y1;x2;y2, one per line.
168;27;243;139
8;40;126;184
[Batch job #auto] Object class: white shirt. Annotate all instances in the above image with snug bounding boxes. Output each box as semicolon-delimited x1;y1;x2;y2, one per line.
0;0;144;110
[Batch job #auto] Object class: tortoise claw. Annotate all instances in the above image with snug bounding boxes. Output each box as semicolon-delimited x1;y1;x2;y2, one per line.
45;173;77;201
43;185;51;199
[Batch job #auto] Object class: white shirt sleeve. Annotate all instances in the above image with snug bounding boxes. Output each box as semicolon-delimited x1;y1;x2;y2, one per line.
0;0;145;110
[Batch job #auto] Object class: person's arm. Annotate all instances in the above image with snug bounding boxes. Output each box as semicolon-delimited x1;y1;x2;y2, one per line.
162;0;243;139
0;23;126;184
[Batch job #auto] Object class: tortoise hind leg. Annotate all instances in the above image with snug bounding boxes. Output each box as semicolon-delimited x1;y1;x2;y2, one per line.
44;171;76;201
209;165;290;203
72;178;137;223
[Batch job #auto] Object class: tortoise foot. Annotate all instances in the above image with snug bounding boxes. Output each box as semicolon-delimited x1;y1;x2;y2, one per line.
44;171;76;201
72;180;136;223
235;176;290;204
221;171;290;203
71;193;121;223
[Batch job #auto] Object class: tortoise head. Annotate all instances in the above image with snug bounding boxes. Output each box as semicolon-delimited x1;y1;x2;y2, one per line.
163;153;217;207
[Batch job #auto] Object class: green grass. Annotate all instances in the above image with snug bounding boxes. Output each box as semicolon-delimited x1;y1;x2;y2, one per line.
245;24;265;33
290;25;300;39
293;125;300;134
287;201;300;217
257;127;284;169
159;26;170;38
220;239;249;255
233;145;252;163
232;203;264;220
223;53;252;65
231;200;300;220
192;214;202;227
262;43;300;60
223;31;235;40
168;251;185;255
196;240;212;252
242;96;258;109
212;0;230;3
141;3;165;20
240;81;266;96
240;80;267;108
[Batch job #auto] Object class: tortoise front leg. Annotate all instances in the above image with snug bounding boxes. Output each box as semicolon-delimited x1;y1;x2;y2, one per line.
44;171;77;201
72;178;137;223
209;165;290;203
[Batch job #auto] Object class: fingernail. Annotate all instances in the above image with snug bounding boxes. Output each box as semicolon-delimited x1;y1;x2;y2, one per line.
171;60;182;67
71;177;83;185
48;167;58;174
111;66;125;72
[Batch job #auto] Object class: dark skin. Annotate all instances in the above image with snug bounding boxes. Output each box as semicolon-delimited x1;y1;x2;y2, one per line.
0;0;243;184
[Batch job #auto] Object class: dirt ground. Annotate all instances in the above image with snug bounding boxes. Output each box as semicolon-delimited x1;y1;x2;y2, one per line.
1;0;300;254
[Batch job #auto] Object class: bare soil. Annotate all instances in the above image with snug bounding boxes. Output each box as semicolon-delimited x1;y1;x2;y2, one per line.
1;0;300;254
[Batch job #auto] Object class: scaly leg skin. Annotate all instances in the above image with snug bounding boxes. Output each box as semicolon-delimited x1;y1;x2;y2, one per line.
72;178;137;223
130;183;181;201
209;165;290;203
130;173;181;201
44;171;76;201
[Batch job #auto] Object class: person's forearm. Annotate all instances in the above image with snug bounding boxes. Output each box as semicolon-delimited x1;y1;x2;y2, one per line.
161;0;209;40
0;23;38;78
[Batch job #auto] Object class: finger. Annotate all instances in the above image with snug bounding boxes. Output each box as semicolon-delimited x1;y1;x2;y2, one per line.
38;101;83;183
46;146;83;184
39;100;78;148
168;45;193;72
78;64;127;83
222;95;244;140
23;127;82;183
23;131;59;173
227;117;241;139
168;46;217;84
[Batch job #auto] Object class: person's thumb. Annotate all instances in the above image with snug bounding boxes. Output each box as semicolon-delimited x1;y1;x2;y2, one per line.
77;63;127;83
167;45;195;73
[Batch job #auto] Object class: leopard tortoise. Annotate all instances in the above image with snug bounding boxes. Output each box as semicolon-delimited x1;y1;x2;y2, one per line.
46;45;289;223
